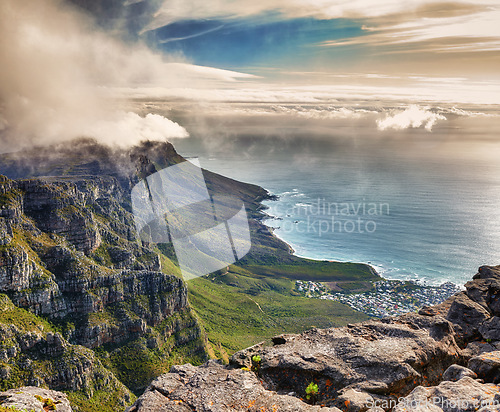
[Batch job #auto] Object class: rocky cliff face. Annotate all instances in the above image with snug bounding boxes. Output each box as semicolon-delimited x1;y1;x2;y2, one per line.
0;140;210;410
129;265;500;412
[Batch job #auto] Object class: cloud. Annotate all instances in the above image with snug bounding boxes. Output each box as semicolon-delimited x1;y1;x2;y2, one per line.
84;112;188;147
376;105;446;131
0;0;257;151
148;0;454;29
318;3;500;55
201;104;379;120
148;0;500;66
117;73;500;106
149;0;500;30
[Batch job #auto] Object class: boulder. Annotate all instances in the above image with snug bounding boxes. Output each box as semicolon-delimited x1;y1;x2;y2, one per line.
468;351;500;383
480;317;500;341
127;361;340;411
0;386;72;412
230;313;460;403
442;364;477;382
394;377;499;412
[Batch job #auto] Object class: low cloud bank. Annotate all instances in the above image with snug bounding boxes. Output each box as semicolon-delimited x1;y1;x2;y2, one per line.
377;105;447;131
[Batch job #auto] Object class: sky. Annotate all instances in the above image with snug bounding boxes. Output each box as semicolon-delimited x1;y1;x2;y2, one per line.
147;0;500;77
144;0;500;105
0;0;499;151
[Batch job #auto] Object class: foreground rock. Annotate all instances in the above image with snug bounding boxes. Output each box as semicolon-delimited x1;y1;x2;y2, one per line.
127;361;340;412
468;351;500;383
129;265;500;411
0;386;72;412
230;313;462;409
394;377;500;412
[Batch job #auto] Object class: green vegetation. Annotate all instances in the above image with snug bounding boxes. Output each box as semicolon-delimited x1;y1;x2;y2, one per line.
0;407;31;412
243;260;376;283
187;266;369;356
305;382;319;403
251;354;261;373
34;395;57;411
103;336;204;395
0;294;55;333
66;387;135;412
93;309;206;395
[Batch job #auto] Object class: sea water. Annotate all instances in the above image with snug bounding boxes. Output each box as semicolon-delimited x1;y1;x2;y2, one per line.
174;132;500;287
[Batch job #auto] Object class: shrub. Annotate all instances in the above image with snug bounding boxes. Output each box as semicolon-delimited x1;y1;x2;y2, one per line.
305;382;319;404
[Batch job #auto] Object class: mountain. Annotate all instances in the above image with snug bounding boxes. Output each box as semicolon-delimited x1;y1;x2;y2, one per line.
4;265;500;412
0;140;209;410
0;138;376;411
129;265;500;412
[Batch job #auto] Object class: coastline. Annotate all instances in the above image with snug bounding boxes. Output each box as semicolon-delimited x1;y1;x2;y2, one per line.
259;194;463;289
255;194;462;318
259;195;384;276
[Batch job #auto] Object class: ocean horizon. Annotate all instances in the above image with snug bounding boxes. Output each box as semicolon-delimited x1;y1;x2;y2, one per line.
174;132;500;288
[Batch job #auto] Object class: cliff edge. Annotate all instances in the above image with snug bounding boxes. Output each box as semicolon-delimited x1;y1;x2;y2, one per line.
128;265;500;412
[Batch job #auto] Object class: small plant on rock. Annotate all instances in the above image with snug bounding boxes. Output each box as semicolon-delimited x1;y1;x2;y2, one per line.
251;354;262;373
305;382;319;405
34;395;58;411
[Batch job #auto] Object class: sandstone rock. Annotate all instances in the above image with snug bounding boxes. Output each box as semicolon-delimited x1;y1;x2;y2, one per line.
0;386;72;412
480;317;500;341
468;351;500;383
462;341;498;358
0;245;32;291
394;377;500;412
127;361;341;412
231;314;460;404
0;217;12;245
466;266;500;315
443;292;491;342
335;388;373;412
20;179;102;254
442;364;477;382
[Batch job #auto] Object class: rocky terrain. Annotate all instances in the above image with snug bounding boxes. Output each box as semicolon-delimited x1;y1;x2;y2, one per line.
0;386;73;412
3;139;499;412
128;265;500;411
0;140;216;410
2;138;305;411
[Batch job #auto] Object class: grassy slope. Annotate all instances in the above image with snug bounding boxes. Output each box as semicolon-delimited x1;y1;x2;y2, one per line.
0;141;381;391
187;268;369;357
148;165;382;357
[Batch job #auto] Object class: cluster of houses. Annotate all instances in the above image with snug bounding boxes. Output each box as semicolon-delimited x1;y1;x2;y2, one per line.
296;279;460;318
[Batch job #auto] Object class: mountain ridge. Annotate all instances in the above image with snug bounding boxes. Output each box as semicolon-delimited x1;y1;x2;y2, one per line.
0;139;377;411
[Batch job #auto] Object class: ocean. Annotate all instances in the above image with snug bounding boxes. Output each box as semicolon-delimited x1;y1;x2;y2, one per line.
172;119;500;287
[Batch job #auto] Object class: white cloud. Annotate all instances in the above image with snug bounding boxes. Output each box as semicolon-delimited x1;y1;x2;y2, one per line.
376;105;446;131
152;0;499;56
149;0;453;28
320;4;500;53
116;74;500;106
204;104;379;119
0;0;258;151
84;112;188;147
